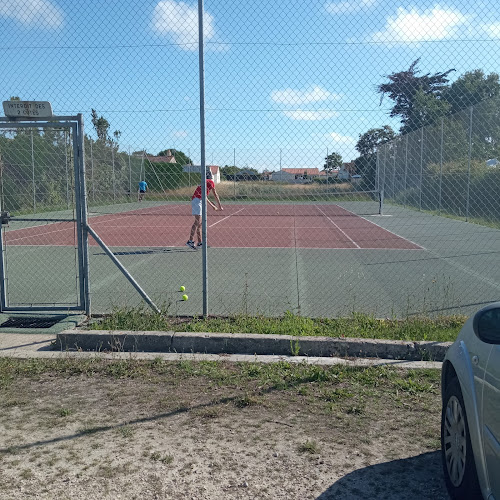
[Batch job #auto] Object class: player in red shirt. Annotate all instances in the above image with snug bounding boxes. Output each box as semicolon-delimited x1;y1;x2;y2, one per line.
186;169;223;250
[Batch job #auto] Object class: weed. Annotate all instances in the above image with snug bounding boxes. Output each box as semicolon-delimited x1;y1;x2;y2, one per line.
298;440;320;454
89;309;466;342
116;425;134;438
20;469;34;480
57;408;73;417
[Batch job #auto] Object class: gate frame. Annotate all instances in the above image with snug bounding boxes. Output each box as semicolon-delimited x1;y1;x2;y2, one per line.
0;114;90;315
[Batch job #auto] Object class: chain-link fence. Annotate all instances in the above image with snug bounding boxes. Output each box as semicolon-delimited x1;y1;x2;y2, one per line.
1;1;500;317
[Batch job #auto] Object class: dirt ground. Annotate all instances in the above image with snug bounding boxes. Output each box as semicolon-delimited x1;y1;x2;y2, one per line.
0;358;449;499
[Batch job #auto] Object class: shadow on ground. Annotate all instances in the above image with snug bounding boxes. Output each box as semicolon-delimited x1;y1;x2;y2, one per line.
317;451;449;500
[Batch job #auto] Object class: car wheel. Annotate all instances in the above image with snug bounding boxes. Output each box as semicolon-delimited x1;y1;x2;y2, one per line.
441;376;482;499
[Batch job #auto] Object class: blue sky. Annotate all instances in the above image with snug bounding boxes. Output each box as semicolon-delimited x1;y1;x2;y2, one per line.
1;0;500;171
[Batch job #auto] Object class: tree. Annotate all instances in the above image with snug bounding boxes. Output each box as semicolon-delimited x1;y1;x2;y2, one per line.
377;59;454;133
443;70;500;114
355;126;395;156
91;109;110;142
323;152;342;172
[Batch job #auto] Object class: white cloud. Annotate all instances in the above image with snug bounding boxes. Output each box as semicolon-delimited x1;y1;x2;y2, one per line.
173;130;188;138
329;132;356;145
483;22;500;38
371;7;467;44
325;0;376;15
271;86;337;105
283;110;338;121
0;0;63;29
152;0;227;50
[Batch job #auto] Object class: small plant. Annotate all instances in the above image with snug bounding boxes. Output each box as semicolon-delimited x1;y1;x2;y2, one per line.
161;455;174;465
298;440;320;454
20;468;34;480
117;425;134;438
290;338;301;356
57;408;73;417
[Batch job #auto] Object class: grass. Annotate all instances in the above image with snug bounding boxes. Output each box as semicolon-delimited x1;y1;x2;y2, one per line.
0;357;440;392
90;308;466;343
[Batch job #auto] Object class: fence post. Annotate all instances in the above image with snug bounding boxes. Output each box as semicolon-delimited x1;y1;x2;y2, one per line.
31;129;36;213
65;130;70;209
404;134;408;208
326;147;329;190
392;140;396;198
128;146;132;199
112;147;116;201
419;127;424;211
90;141;95;203
233;148;236;199
439;117;444;215
466;106;473;221
198;0;208;317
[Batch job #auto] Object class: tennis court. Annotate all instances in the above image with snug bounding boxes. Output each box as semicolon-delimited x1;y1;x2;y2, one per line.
4;201;422;250
2;197;500;319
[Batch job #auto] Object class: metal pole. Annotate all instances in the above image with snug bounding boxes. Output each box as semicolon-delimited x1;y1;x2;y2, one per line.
198;0;208;317
31;129;36;213
90;141;95;203
419;127;424;211
87;225;159;313
392;140;396;199
112;146;116;201
233;148;236;199
439;117;444;215
466;106;473;221
65;130;70;209
326;147;329;191
77;115;91;315
404;134;408;208
280;148;282;179
128;146;132;199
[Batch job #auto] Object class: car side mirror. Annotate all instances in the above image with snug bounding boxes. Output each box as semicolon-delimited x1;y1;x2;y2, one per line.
473;306;500;344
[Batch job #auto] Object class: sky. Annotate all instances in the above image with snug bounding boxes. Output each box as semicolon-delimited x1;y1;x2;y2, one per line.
1;0;500;171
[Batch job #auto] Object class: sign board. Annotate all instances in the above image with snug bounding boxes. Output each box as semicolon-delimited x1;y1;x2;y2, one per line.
2;101;53;119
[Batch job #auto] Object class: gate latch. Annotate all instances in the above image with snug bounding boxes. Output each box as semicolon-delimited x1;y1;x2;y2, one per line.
0;211;11;225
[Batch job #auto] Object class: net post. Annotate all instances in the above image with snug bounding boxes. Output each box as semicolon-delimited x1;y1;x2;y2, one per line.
379;189;384;215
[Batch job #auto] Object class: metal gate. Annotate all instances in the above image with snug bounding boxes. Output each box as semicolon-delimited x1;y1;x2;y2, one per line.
0;113;89;313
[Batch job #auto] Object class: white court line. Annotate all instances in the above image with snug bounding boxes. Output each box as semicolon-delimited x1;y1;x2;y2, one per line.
209;208;246;227
5;225;76;244
335;205;426;250
314;206;361;249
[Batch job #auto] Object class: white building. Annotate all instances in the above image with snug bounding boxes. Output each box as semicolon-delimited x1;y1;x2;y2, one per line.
182;165;221;183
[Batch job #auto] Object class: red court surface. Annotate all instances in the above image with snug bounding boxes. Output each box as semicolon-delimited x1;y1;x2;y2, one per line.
3;204;423;250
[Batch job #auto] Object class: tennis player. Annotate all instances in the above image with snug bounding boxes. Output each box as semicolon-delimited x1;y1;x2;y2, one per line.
186;169;223;250
138;180;147;201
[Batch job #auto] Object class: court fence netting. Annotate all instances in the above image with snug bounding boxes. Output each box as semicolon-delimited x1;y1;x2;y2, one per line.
1;0;500;319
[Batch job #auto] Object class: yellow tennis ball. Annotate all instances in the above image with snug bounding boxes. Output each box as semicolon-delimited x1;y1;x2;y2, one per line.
182;294;188;301
179;285;185;292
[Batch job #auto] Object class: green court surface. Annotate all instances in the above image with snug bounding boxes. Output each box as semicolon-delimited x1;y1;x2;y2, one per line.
2;203;500;318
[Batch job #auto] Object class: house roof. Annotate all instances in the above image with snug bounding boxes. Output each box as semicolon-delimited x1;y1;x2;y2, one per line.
281;168;320;175
147;152;176;163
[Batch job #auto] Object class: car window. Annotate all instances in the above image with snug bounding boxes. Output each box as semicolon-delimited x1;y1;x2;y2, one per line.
477;308;500;344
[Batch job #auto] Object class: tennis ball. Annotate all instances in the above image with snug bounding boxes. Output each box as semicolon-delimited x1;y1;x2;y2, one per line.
182;294;188;301
179;285;185;292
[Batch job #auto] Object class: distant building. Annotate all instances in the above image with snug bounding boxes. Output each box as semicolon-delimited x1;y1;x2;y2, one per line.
182;164;221;183
271;168;320;182
146;150;176;163
338;162;356;180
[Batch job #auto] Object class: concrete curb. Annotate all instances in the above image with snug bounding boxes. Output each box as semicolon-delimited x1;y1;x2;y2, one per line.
56;330;452;362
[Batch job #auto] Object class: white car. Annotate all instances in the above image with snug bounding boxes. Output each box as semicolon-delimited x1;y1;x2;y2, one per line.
441;303;500;499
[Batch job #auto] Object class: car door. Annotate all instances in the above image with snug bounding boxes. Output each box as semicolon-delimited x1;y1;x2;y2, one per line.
483;344;500;497
475;306;500;498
